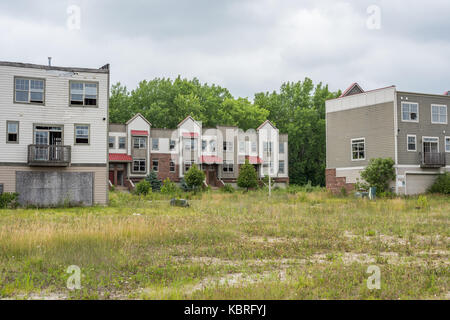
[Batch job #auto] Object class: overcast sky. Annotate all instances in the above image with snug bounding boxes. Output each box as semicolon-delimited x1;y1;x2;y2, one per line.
1;0;449;98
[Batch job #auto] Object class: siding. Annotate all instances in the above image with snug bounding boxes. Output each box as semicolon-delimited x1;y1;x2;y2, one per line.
396;92;450;165
326;102;395;168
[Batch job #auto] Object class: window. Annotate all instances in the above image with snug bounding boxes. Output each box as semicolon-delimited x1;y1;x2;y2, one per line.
133;137;146;149
209;140;216;152
407;135;416;152
401;102;419;122
279;160;285;174
169;139;176;151
445;137;450;153
202;140;207;151
152;138;159;150
133;159;146;173
223;161;234;173
223;141;233;152
263;161;273;174
118;137;126;149
251;142;257;153
351;138;365;160
239;141;245;153
109;136;115;148
184;161;194;172
15;78;44;104
70;82;98;106
263;141;273;153
75;124;89;144
152;159;159;172
431;105;447;124
170;161;176;172
279;143;285;154
6;121;19;143
184;138;196;150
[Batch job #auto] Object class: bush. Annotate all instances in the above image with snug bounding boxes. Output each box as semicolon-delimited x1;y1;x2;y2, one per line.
184;164;205;192
145;170;161;192
161;178;179;194
237;159;258;191
427;172;450;194
416;195;430;210
180;178;192;192
360;158;396;194
0;192;19;209
222;183;235;193
135;180;152;195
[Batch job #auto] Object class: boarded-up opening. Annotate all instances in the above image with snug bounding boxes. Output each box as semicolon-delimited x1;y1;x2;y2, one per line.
405;173;438;195
16;171;94;206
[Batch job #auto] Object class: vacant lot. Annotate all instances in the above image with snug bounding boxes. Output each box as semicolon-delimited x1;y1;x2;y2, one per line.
0;190;448;299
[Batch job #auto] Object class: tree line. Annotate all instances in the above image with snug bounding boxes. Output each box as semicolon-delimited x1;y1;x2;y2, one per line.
109;76;341;186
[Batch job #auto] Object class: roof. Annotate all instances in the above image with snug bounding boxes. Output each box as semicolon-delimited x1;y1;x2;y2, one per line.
199;155;223;164
339;82;364;97
327;85;396;102
126;113;152;126
0;61;109;73
257;120;277;131
245;156;263;164
109;153;133;162
177;115;201;128
131;130;149;136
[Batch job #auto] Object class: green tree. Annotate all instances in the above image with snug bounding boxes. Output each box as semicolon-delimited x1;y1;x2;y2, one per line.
360;158;396;193
161;178;179;194
218;98;269;131
237;159;258;191
145;170;161;192
184;164;205;192
135;180;152;195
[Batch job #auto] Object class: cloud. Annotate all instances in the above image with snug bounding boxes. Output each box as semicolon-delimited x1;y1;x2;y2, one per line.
0;0;449;97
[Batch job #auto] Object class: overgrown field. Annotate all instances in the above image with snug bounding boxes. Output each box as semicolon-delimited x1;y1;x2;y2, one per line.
0;190;448;299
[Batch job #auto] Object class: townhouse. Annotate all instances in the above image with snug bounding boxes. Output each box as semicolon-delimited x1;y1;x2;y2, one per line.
108;115;289;189
326;83;450;195
0;61;110;206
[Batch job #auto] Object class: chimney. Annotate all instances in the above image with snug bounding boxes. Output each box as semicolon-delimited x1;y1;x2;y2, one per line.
48;57;52;67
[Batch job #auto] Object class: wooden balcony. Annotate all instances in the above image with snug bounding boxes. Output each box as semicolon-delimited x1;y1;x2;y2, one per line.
419;152;446;168
28;145;71;167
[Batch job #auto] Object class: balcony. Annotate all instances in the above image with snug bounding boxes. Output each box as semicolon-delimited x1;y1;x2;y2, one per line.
28;145;71;166
419;152;446;168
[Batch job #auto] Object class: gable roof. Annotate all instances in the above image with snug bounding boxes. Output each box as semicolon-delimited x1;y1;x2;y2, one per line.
177;115;201;128
126;113;151;126
340;82;364;97
257;120;277;131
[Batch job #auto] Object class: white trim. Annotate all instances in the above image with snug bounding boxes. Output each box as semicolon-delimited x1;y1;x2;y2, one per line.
395;165;420;168
406;134;416;152
431;104;447;124
422;136;439;153
351;137;366;161
400;101;419;123
335;166;365;171
393;90;399;193
445;136;450;153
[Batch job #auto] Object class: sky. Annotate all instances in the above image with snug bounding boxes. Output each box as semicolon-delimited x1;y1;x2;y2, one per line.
1;0;449;98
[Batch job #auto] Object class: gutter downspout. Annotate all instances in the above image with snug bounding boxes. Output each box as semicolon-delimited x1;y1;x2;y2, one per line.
393;88;399;194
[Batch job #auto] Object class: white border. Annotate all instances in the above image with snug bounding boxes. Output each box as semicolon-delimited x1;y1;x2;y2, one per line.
431;104;447;124
422;136;439;153
406;134;416;152
351;137;366;161
401;101;419;123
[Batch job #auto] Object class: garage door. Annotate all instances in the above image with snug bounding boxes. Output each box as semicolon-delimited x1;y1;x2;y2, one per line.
405;174;438;195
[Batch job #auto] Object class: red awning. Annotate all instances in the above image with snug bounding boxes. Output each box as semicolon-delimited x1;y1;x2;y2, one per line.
245;156;263;164
109;153;133;162
182;132;199;138
131;130;149;136
200;155;223;164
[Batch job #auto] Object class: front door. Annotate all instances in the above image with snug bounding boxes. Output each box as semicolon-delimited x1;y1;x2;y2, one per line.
208;169;216;187
423;137;439;153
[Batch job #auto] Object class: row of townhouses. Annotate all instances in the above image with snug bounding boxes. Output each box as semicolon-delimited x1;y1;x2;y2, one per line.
0;61;288;207
326;83;450;195
108;114;289;190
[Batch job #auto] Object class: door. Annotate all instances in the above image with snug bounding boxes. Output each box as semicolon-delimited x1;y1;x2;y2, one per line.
423;137;439;164
50;131;62;161
35;131;49;160
109;171;114;184
208;170;216;187
406;174;438;195
117;171;124;186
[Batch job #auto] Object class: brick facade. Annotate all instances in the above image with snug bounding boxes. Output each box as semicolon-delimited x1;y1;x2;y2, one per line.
325;168;354;194
150;154;180;182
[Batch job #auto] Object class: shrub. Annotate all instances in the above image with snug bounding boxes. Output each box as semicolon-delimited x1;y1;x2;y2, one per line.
416;195;430;210
427;172;450;194
180;178;192;192
222;183;235;193
0;192;19;209
135;180;152;195
360;158;396;194
145;170;161;192
161;178;178;194
184;164;205;192
237;159;258;191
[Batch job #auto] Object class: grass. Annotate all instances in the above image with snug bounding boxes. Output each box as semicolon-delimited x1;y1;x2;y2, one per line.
0;189;448;299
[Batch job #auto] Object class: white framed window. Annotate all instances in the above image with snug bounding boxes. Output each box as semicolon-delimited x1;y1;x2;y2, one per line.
152;138;159;150
279;160;285;174
279;142;285;154
6;121;19;143
169;139;176;151
431;104;447;124
133;137;146;149
14;77;45;104
263;141;273;153
263;161;274;174
423;137;439;153
445;137;450;153
133;159;146;173
118;137;126;149
251;142;257;152
184;138;196;150
108;136;115;149
209;140;216;152
223;161;234;173
223;141;233;152
202;140;207;151
169;161;176;172
401;102;419;122
152;159;159;172
351;138;365;160
70;81;98;106
75;124;89;144
407;134;416;152
184;160;194;172
239;141;245;153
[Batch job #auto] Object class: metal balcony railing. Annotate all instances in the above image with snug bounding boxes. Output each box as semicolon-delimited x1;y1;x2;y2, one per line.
419;152;446;168
28;144;71;166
